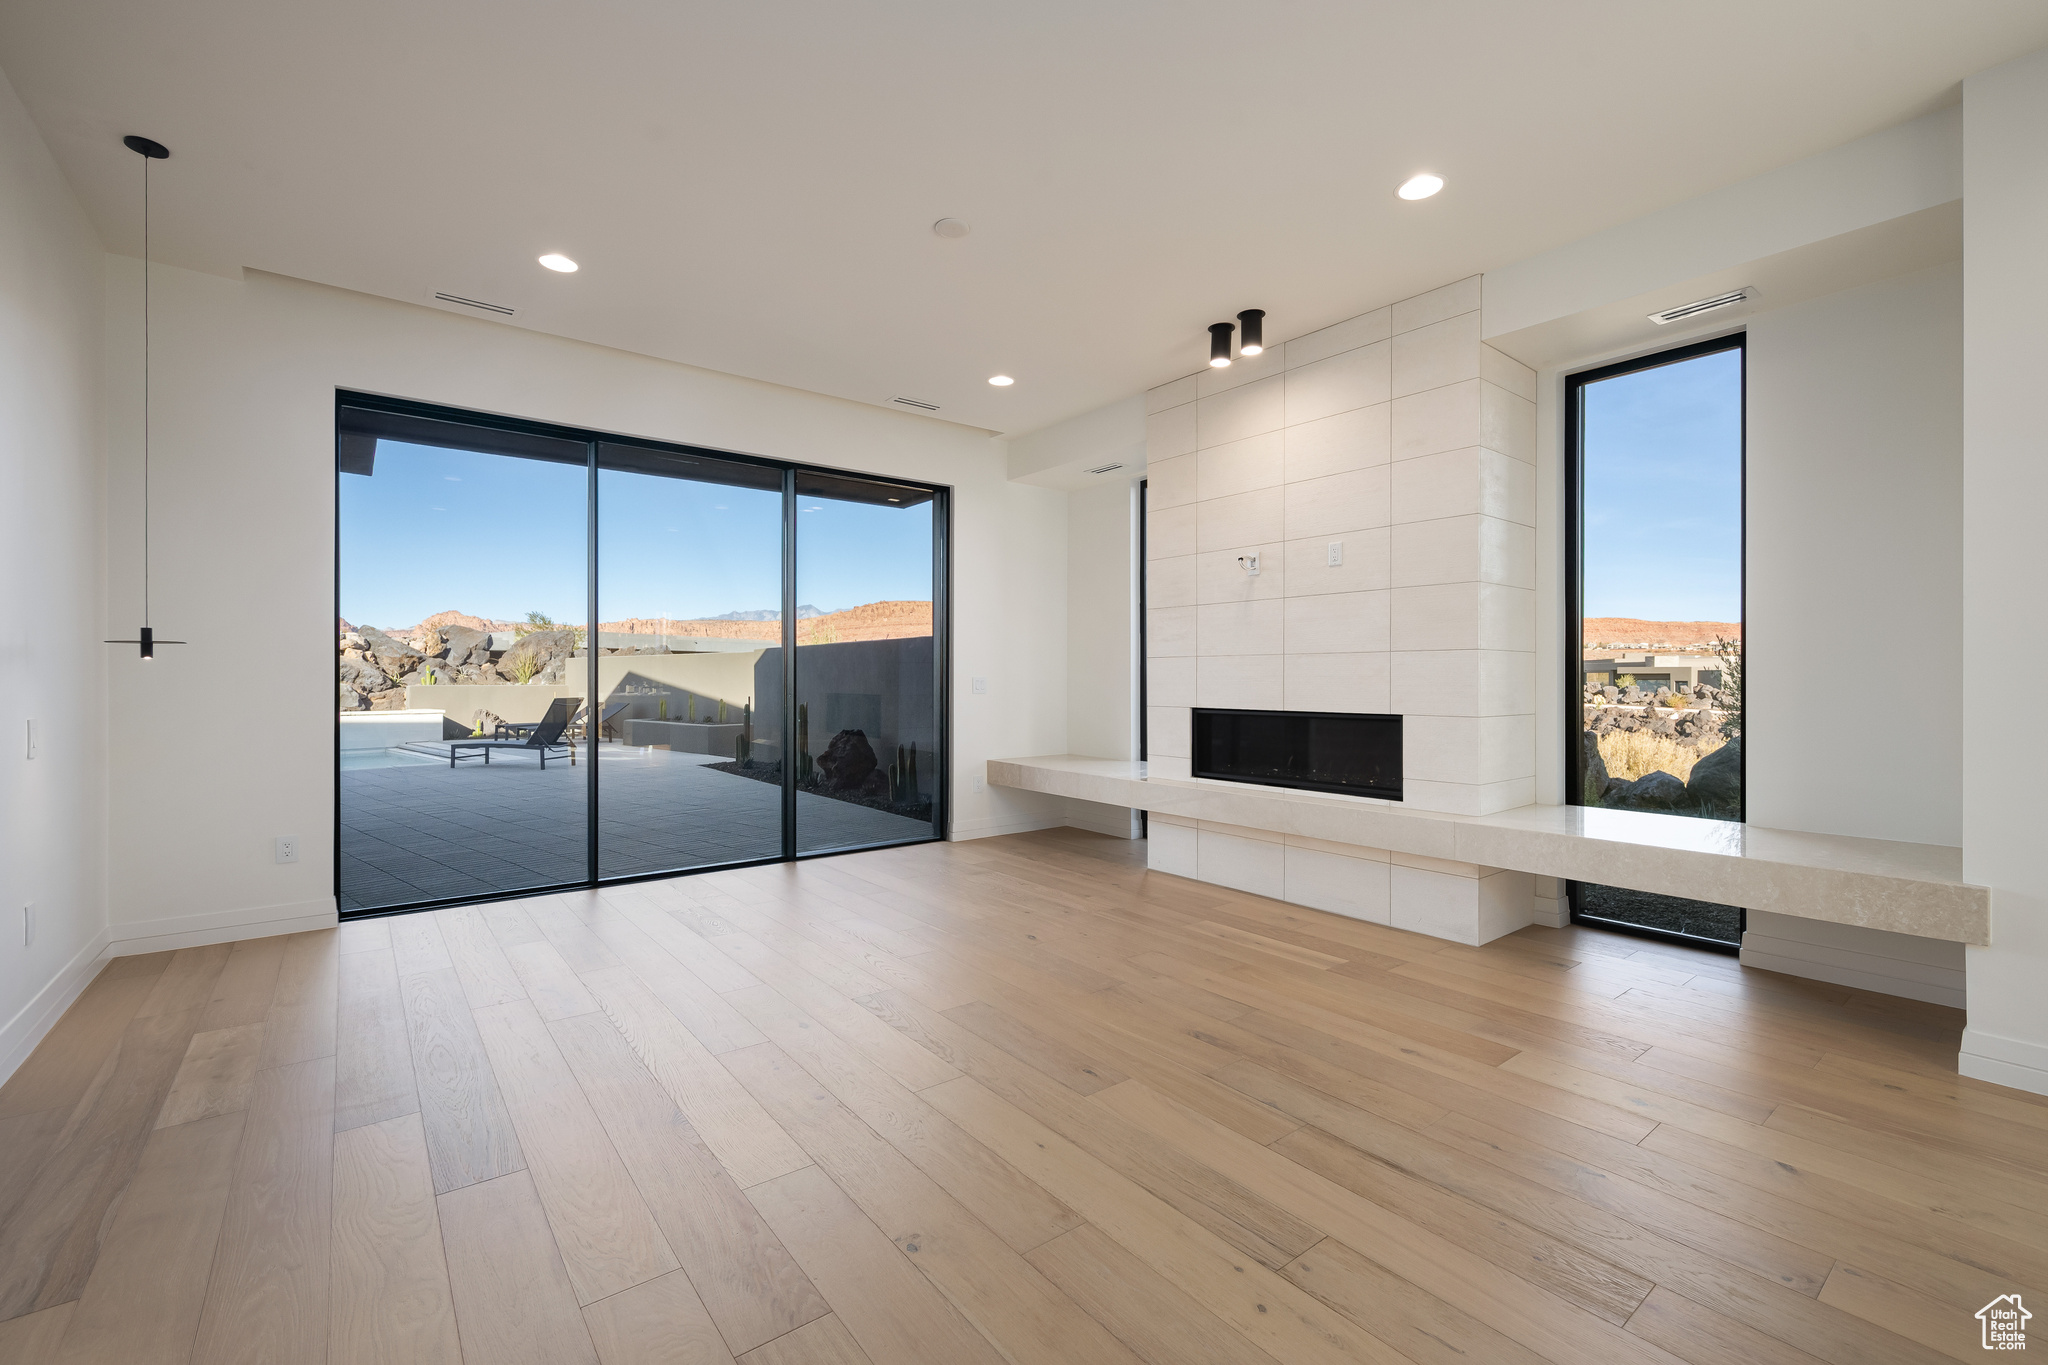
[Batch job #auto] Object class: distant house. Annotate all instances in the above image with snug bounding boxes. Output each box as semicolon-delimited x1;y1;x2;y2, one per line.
1582;652;1725;690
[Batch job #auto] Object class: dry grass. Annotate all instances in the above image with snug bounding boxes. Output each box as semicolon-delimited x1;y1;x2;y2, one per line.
1597;727;1725;784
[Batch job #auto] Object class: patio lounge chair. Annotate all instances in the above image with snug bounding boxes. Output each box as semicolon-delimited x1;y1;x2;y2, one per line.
450;698;580;768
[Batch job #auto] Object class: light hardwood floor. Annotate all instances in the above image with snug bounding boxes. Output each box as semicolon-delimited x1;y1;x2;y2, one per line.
1;828;2041;1364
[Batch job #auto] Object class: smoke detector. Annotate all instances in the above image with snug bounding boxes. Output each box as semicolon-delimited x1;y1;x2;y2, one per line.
1648;288;1751;326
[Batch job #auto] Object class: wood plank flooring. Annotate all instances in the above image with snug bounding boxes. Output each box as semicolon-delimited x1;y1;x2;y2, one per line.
0;828;2041;1364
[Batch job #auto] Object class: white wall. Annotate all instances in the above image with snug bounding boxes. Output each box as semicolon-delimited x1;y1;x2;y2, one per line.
0;67;108;1077
99;264;1068;951
1745;261;1963;845
1067;479;1138;763
1960;45;2048;1095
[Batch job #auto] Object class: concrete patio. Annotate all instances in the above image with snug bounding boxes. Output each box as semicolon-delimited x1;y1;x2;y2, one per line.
338;742;934;910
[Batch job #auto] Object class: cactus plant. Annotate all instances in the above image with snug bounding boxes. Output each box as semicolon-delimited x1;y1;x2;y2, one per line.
686;695;696;723
658;697;668;720
718;698;728;724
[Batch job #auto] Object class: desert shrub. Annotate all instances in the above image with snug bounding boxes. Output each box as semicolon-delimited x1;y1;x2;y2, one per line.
1615;674;1636;690
1597;728;1725;784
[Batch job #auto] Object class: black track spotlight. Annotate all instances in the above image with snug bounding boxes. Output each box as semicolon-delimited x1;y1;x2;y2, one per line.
1208;321;1235;368
1237;309;1266;356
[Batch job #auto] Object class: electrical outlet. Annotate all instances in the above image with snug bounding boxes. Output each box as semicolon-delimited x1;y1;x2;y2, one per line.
22;904;33;947
274;836;300;865
1327;540;1344;567
972;773;986;793
971;676;987;695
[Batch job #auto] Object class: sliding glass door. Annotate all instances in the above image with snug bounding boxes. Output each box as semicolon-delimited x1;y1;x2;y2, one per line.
792;471;940;854
336;395;947;915
1565;335;1744;946
596;443;787;877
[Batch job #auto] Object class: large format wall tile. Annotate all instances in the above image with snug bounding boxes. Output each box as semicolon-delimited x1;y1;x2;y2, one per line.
1197;487;1286;552
1391;276;1482;335
1392;447;1535;526
1197;599;1284;656
1198;430;1286;500
1281;528;1391;595
1196;827;1286;899
1283;652;1391;713
1284;466;1391;539
1146;402;1198;460
1196;374;1285;447
1283;307;1390;370
1285;403;1391;482
1283;591;1391;654
1391;312;1482;397
1284;340;1392;426
1196;655;1283;709
1147;452;1198;509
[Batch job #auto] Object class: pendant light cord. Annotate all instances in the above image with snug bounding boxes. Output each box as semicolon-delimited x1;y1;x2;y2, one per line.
142;150;151;630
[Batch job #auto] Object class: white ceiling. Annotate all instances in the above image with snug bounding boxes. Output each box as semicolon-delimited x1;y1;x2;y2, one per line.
3;0;2043;437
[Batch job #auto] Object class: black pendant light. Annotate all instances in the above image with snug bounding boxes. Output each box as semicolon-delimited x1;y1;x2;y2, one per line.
1208;321;1235;368
105;135;185;661
1237;309;1266;356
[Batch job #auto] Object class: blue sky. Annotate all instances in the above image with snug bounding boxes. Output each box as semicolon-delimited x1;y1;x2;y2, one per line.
338;441;933;629
1580;346;1743;622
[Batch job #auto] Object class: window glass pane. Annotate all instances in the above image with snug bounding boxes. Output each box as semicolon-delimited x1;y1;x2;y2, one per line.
1579;345;1743;820
596;445;784;875
337;421;589;911
791;474;939;854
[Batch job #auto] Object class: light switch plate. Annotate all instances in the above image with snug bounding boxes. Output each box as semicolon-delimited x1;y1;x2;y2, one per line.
971;677;987;694
1327;540;1344;566
24;719;36;759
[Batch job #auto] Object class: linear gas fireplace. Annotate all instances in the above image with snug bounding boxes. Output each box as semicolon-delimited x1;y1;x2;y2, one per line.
1190;708;1402;801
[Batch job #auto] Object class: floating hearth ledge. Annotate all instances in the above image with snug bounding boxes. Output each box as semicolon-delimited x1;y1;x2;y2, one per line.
988;756;1989;945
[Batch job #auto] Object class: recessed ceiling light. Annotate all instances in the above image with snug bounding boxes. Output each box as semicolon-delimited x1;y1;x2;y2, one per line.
988;375;1014;386
538;253;579;272
1397;174;1444;201
933;218;971;239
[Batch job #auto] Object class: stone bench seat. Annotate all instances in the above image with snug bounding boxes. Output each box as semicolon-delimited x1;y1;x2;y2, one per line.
989;755;1988;946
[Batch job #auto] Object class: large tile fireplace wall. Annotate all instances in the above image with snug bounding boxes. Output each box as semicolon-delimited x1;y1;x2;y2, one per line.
1143;276;1541;943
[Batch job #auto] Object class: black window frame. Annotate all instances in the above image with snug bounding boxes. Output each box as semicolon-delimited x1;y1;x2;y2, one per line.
333;390;952;919
1562;333;1746;952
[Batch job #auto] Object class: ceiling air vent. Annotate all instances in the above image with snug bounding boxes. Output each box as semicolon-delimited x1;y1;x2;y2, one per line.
1648;288;1751;326
891;396;942;412
1086;462;1125;475
433;292;516;316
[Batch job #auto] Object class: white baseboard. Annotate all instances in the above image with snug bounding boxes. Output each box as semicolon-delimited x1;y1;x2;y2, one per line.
947;815;1070;841
1532;892;1569;929
1959;1027;2048;1098
0;924;114;1089
105;896;339;957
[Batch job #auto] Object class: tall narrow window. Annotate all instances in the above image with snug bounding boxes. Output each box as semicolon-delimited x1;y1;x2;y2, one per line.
1566;336;1745;946
337;395;947;915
